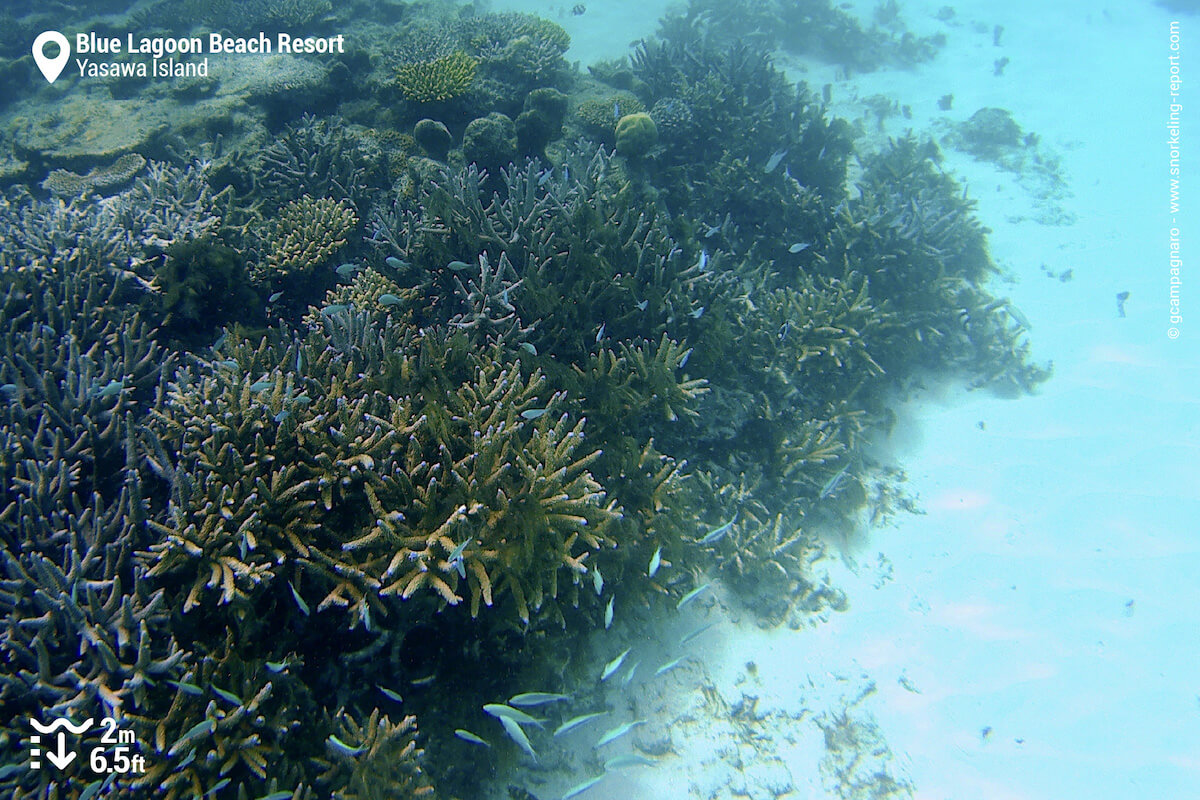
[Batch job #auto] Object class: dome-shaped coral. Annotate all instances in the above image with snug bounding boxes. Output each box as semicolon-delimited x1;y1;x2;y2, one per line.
615;112;658;158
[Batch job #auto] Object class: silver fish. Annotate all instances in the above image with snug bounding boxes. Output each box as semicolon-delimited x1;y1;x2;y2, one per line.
604;753;657;769
250;379;272;393
764;149;787;173
211;686;242;706
520;342;538;356
699;249;708;270
521;408;547;420
327;734;365;757
499;715;537;759
554;711;607;737
592;566;603;595
483;703;544;727
595;323;606;342
600;648;630;681
654;657;683;676
604;596;614;629
561;774;606;800
336;263;358;277
595;719;643;748
819;465;849;500
379;686;404;703
636;300;649;311
454;728;491;747
288;581;309;615
268;290;284;302
676;583;710;610
509;692;570;707
448;260;473;271
788;242;810;253
385;256;409;270
647;546;662;577
698;515;736;544
378;293;403;307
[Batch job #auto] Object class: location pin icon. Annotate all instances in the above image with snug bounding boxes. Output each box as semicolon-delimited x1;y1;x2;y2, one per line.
32;31;70;84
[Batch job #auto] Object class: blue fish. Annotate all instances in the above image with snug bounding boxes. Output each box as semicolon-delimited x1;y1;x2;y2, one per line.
385;256;409;270
499;716;537;759
788;242;810;253
378;293;403;307
561;774;606;800
268;290;284;302
698;514;736;544
676;583;710;610
764;149;788;173
454;728;491;747
336;263;358;277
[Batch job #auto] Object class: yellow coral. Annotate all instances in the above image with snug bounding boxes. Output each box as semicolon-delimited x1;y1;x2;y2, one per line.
396;51;477;103
259;195;357;281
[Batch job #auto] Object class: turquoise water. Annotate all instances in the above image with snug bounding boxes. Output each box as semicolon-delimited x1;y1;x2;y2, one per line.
1;1;1197;799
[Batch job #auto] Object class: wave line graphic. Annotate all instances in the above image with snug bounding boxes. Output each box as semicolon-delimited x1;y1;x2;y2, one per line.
30;717;93;734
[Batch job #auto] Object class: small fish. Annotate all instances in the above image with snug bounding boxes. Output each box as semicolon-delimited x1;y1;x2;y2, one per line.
379;686;404;703
561;774;606;800
215;359;238;369
678;348;691;368
604;596;614;629
410;673;437;687
764;148;788;173
378;293;403;307
788;242;810;253
595;719;643;748
292;394;311;405
563;165;569;182
600;648;630;681
447;260;472;271
538;170;553;186
676;583;710;610
499;715;537;759
699;249;708;270
268;290;284;302
614;102;621;119
635;300;648;311
698;515;736;544
689;306;704;319
454;728;491;747
168;719;215;756
202;779;231;797
604;753;657;769
520;342;538;356
254;792;293;800
704;224;720;238
595;323;606;342
654;657;683;676
777;321;791;343
385;256;410;270
265;661;287;673
819;465;849;500
554;711;607;737
620;661;640;687
250;379;272;393
447;537;470;563
95;379;124;398
336;263;358;278
320;304;350;315
508;692;570;707
211;686;242;706
591;566;603;595
168;680;203;696
274;410;290;423
288;581;309;615
647;546;661;577
483;703;544;727
521;408;547;420
327;734;365;757
679;622;714;646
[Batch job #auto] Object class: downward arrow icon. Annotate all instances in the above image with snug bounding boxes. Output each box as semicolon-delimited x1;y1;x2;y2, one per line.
45;733;75;770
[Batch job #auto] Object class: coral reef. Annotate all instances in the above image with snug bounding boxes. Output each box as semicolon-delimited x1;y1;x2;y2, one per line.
255;196;358;284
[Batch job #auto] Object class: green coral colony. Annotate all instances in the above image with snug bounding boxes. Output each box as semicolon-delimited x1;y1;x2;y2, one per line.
0;0;1045;798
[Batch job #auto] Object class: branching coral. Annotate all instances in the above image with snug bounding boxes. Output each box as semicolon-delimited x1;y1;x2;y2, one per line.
396;51;478;104
255;195;358;283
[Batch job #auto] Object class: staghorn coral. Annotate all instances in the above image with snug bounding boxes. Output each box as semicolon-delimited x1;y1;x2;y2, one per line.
314;710;435;799
396;51;478;104
254;196;358;284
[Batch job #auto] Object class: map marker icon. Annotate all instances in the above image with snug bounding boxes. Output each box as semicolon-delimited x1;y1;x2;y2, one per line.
33;31;70;84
